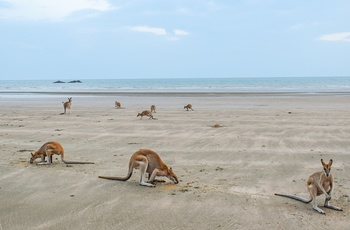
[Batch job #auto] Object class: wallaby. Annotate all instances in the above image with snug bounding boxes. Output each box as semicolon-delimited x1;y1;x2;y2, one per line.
60;97;72;115
99;149;178;187
115;101;121;108
150;105;156;113
275;159;343;214
137;110;154;120
30;141;94;165
184;104;193;111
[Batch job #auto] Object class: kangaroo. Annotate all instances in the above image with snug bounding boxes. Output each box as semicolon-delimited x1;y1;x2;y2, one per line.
115;101;121;108
150;105;156;113
30;141;94;165
60;97;72;115
137;110;154;119
275;159;342;214
99;149;178;187
184;104;193;111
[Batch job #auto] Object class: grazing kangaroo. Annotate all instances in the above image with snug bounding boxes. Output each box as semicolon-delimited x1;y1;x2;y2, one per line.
60;97;72;115
115;101;121;108
275;159;342;214
184;104;193;111
137;110;154;119
150;104;156;113
99;149;178;187
30;141;94;165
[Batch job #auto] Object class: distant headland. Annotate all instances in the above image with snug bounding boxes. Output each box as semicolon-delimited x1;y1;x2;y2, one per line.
53;80;82;83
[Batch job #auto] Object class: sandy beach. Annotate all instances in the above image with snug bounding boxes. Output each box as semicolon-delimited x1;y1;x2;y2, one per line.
0;93;349;230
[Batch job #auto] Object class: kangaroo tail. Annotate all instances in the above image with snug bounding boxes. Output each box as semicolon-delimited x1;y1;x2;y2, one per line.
99;168;133;181
274;193;312;203
62;159;94;164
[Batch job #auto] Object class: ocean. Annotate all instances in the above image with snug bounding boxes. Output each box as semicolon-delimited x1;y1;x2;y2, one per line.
0;77;350;95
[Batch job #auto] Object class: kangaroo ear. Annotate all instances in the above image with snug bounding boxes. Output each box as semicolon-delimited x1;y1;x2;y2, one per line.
31;153;34;157
329;159;333;166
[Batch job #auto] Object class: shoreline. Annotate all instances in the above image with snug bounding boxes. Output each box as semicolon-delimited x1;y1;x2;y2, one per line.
1;91;350;98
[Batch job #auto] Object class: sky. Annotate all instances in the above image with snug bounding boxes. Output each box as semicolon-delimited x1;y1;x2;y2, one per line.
1;0;350;80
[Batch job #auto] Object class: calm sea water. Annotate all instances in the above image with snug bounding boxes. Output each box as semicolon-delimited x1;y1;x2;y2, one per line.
1;77;350;94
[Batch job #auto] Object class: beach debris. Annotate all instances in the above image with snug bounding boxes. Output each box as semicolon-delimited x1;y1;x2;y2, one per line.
211;123;222;128
18;149;34;152
179;188;189;193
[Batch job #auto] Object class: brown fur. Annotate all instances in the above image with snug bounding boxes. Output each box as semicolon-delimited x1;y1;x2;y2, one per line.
60;97;72;115
275;159;342;214
99;149;178;187
115;101;121;108
150;105;156;113
30;141;94;165
137;110;154;119
184;104;193;111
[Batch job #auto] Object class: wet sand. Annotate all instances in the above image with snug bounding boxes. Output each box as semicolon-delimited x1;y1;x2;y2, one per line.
0;93;349;229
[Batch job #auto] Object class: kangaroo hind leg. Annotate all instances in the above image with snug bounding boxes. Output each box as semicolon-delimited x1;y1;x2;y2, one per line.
308;184;325;214
134;156;155;187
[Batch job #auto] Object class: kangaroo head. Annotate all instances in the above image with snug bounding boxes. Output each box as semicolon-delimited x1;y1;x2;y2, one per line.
137;113;141;117
166;167;179;184
68;97;72;102
30;151;42;164
321;159;333;177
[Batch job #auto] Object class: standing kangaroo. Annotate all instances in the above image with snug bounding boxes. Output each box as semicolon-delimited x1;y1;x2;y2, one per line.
99;149;178;187
275;159;342;214
30;141;94;165
184;104;193;111
115;101;121;108
60;97;72;115
150;105;156;113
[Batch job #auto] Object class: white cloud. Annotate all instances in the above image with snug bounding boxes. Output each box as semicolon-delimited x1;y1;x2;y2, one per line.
129;26;189;41
129;26;167;36
173;29;189;36
0;0;113;20
319;32;350;42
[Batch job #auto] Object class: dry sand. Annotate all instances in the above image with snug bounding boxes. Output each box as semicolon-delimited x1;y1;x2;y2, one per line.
0;93;349;230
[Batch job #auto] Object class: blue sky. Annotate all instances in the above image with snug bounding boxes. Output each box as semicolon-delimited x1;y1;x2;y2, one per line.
1;0;350;80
